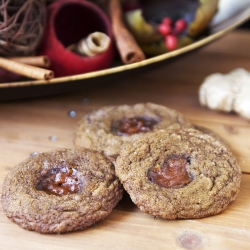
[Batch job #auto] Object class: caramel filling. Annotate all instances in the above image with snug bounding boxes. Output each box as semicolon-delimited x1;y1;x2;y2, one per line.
112;116;159;136
148;155;191;188
36;165;81;196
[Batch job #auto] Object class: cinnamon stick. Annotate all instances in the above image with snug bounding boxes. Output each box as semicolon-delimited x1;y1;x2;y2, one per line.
0;57;54;80
8;56;50;68
109;0;145;64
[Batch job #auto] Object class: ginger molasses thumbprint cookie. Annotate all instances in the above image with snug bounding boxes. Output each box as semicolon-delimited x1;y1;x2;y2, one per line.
115;128;241;219
74;102;193;160
1;148;123;234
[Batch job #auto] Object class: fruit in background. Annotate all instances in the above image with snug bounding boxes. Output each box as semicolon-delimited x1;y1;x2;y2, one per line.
188;0;219;37
38;0;114;77
123;0;219;56
124;9;162;44
140;36;192;56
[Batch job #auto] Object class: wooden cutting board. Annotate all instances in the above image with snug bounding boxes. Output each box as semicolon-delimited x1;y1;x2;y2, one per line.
0;30;250;250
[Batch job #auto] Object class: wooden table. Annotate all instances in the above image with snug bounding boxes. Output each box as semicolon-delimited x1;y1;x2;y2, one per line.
1;30;250;250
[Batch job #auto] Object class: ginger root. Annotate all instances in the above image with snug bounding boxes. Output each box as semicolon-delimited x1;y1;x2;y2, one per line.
199;68;250;120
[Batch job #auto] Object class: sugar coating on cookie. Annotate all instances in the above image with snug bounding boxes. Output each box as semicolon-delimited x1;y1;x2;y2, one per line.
74;103;193;158
1;148;123;234
194;125;231;149
115;128;241;219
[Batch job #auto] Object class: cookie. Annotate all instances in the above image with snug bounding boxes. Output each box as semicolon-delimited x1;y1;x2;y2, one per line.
74;102;193;159
194;125;230;149
1;148;123;234
115;128;241;219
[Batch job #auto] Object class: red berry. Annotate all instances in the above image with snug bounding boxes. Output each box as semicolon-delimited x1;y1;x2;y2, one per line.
158;23;171;36
165;34;177;51
175;19;187;33
162;17;172;26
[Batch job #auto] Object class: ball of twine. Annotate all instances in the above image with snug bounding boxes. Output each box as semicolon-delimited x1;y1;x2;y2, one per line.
0;0;46;57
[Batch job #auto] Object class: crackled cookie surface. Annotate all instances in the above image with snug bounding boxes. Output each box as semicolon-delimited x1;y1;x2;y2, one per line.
115;128;241;219
74;102;193;159
1;148;123;234
194;125;230;149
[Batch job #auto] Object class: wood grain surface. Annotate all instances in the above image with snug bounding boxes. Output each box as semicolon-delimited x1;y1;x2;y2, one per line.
0;30;250;250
